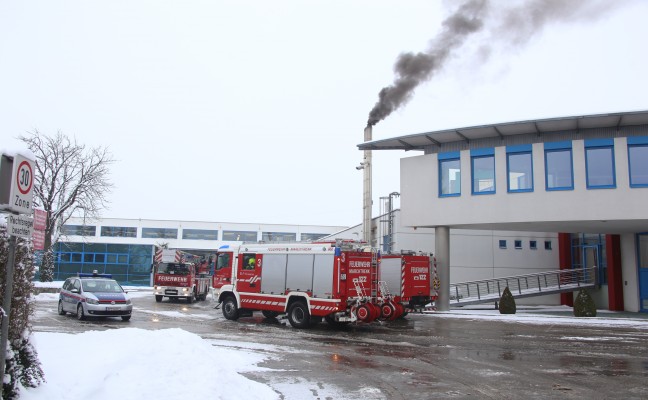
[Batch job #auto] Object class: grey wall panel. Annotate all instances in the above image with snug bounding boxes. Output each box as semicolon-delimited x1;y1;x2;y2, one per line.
286;254;314;292
379;258;402;296
312;254;334;298
260;254;287;294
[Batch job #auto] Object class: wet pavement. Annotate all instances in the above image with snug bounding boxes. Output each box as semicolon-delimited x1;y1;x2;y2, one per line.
32;289;648;399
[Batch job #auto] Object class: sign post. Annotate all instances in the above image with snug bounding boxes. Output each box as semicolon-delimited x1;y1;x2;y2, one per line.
0;151;36;382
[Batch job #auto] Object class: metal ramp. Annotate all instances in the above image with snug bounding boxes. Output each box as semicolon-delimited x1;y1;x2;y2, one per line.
449;267;597;307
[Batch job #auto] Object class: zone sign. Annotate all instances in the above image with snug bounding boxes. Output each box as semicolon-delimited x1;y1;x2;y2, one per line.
0;152;35;215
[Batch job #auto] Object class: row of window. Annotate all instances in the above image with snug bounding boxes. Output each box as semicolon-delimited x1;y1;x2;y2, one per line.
498;240;552;250
439;137;648;197
61;225;327;242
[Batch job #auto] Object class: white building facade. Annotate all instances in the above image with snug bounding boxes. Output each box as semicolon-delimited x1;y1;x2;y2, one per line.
360;111;648;312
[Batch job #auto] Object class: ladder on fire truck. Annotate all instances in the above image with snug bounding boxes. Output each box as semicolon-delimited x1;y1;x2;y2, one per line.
449;266;598;307
351;247;381;300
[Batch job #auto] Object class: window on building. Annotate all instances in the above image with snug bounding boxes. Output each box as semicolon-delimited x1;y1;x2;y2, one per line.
628;137;648;187
545;241;552;250
300;233;327;241
222;230;257;242
499;240;507;249
182;229;219;240
471;149;495;195
101;226;137;238
530;240;537;250
141;228;178;239
262;232;297;242
506;145;533;192
545;142;573;191
514;240;522;249
439;152;461;197
61;225;97;236
585;139;616;189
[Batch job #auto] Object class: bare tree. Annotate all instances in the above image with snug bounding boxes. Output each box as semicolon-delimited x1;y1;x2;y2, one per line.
19;130;114;281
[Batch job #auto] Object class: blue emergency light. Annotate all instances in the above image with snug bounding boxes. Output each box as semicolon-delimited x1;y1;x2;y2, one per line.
78;271;113;279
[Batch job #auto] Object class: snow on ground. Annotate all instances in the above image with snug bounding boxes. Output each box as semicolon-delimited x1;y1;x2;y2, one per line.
19;328;280;400
426;305;648;329
22;283;648;399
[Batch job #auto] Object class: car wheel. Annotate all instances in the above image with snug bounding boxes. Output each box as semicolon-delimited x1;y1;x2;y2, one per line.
262;310;279;319
76;304;86;321
58;301;66;315
121;315;131;321
287;301;311;329
155;295;163;302
222;296;239;320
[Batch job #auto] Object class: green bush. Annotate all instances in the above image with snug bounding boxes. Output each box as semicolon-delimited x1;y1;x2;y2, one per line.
499;286;516;314
573;289;597;317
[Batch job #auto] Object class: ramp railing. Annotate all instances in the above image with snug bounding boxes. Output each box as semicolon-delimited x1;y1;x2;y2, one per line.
449;267;597;306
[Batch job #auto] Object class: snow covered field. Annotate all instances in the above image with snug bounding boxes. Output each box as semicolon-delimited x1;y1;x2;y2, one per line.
20;283;648;399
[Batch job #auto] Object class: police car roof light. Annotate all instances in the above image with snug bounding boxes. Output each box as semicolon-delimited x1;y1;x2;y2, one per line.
78;272;113;279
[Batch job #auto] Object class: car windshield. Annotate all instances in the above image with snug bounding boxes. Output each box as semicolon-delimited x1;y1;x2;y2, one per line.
82;279;123;293
156;263;190;275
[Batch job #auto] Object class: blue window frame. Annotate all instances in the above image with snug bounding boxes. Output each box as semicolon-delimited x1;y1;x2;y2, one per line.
471;148;495;195
506;145;533;193
585;139;616;189
544;141;573;191
628;137;648;188
439;152;461;197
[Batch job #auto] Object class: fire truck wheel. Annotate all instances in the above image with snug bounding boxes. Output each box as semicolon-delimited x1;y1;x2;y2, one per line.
287;301;311;329
187;292;194;304
76;304;86;321
155;295;163;302
222;296;240;320
58;301;66;315
261;310;279;319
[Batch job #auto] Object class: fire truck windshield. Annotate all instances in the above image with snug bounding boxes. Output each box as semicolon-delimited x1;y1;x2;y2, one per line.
157;263;190;275
216;253;231;270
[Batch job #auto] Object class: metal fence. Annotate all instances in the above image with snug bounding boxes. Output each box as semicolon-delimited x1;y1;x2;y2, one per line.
449;267;597;306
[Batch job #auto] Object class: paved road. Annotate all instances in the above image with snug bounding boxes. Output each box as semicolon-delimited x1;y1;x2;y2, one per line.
33;290;648;399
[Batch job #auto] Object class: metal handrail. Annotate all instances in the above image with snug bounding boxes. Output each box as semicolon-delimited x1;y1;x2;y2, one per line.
449;267;597;305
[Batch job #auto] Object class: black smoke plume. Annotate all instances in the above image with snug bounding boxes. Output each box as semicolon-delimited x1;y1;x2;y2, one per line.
367;0;620;127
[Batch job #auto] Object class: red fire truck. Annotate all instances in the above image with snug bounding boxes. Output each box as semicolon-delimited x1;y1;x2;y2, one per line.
153;248;211;303
213;240;430;328
380;251;438;314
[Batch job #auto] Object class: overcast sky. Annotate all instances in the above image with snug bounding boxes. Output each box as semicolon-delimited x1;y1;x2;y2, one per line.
2;0;647;227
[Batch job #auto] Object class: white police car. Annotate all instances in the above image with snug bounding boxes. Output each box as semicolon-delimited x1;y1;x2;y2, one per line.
58;272;133;321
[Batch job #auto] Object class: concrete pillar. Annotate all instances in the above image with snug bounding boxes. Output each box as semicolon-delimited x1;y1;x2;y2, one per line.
435;226;450;311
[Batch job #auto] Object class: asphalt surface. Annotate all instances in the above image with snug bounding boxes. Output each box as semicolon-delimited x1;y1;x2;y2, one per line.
32;289;648;399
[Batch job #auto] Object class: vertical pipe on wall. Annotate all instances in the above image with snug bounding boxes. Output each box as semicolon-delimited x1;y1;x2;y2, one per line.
435;226;450;311
606;234;624;311
558;233;573;307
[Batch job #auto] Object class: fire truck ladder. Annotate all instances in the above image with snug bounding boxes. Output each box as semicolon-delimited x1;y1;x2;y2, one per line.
352;278;366;298
449;266;598;307
370;248;379;299
378;280;392;301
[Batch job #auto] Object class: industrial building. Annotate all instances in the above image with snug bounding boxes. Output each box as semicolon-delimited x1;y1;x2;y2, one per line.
359;110;648;312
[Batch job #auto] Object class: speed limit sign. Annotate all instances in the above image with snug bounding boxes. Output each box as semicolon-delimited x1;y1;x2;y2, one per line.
0;152;35;215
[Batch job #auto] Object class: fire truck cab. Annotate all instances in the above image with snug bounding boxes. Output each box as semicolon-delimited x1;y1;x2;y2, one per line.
153;248;211;303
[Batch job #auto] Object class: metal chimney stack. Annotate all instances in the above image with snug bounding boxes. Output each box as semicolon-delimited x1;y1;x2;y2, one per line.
363;125;372;244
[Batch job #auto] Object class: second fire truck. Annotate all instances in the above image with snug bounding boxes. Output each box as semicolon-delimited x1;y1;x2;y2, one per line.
212;240;437;328
153;248;211;303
